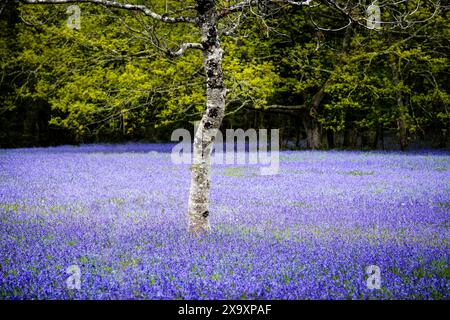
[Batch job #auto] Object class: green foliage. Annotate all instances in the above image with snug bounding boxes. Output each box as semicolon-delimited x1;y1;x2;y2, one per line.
0;1;448;148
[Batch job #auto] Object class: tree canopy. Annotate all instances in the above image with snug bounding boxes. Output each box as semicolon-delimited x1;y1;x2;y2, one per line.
1;0;448;149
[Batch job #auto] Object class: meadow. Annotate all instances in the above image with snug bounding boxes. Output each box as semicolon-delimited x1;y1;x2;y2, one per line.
0;144;449;299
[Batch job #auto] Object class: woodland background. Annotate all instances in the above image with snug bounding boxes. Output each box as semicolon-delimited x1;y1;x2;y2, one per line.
0;1;448;150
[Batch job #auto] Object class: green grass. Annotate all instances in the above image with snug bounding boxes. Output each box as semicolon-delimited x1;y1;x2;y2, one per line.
347;170;375;176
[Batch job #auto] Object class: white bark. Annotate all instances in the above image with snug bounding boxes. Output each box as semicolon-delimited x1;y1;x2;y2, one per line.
187;0;227;234
18;0;198;23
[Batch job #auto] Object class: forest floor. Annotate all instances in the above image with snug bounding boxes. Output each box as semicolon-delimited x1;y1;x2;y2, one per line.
0;144;449;299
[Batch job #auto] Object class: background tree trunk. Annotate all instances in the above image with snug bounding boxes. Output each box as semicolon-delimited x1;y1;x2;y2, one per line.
188;0;226;234
303;118;322;149
303;88;325;149
391;56;409;151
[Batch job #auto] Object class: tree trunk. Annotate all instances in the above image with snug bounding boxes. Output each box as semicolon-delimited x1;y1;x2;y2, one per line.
302;88;324;149
396;84;408;151
187;0;226;234
372;126;380;150
390;56;409;151
344;127;358;148
327;129;334;149
303;118;322;149
397;95;409;151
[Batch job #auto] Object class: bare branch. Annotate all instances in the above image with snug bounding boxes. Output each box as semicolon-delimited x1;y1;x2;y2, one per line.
167;42;204;58
218;0;314;18
217;0;442;33
272;0;314;6
17;0;198;24
218;0;254;18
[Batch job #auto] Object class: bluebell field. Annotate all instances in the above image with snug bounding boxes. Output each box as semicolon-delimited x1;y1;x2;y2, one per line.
0;144;449;299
